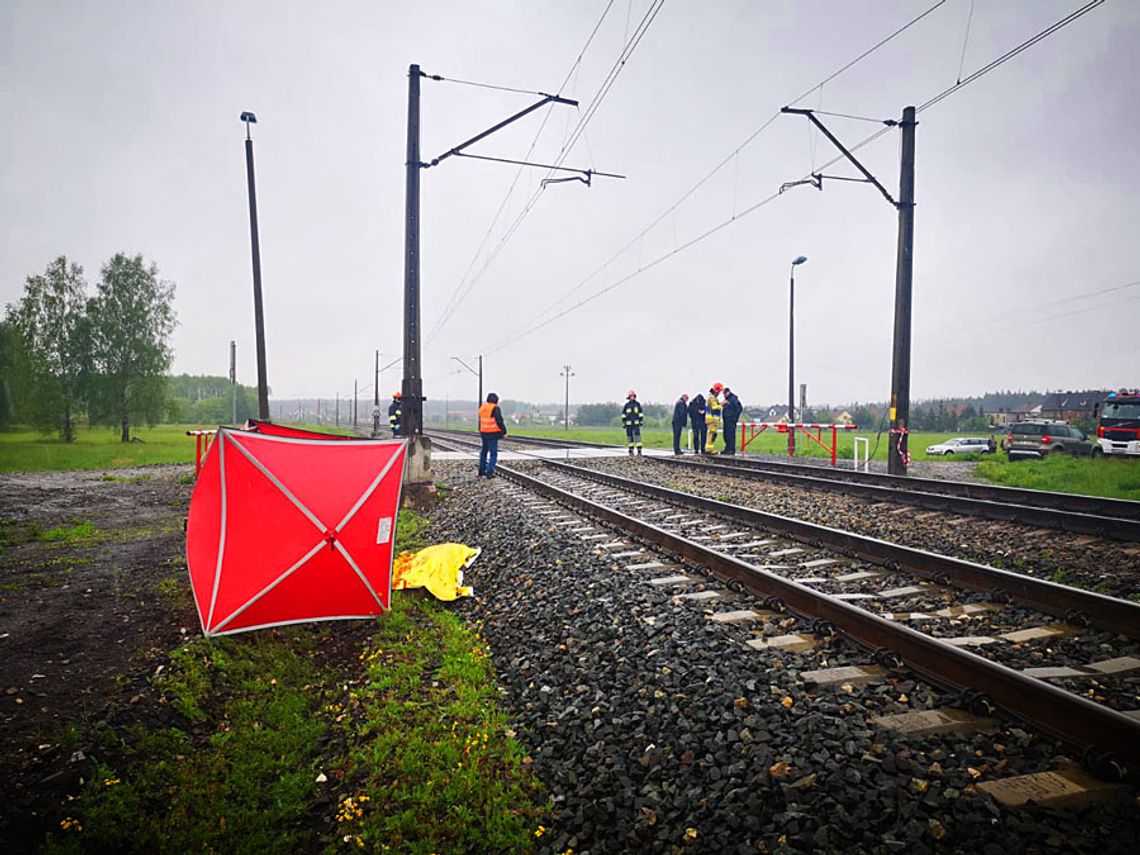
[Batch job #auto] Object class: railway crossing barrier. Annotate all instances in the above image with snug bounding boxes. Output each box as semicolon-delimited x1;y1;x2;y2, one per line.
738;422;858;467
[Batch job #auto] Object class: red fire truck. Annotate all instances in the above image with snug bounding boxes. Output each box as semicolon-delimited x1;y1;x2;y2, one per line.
1094;390;1140;457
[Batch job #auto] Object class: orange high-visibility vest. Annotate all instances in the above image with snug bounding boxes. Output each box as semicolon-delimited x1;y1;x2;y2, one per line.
479;403;499;434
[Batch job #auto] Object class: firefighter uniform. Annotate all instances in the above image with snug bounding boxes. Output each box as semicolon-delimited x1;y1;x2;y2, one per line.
705;390;722;453
388;394;402;437
622;393;644;456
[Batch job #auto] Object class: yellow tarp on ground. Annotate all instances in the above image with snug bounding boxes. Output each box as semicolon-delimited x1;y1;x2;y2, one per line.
392;543;479;601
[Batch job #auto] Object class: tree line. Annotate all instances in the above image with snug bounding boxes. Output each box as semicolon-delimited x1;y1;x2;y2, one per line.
1;254;176;441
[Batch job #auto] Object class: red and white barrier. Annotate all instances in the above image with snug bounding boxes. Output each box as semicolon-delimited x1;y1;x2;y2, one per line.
738;422;858;466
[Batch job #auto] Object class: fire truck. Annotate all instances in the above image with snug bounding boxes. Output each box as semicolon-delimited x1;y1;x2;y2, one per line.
1094;389;1140;456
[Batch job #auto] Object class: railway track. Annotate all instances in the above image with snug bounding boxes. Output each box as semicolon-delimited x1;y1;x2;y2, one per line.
427;428;1140;542
431;433;1140;778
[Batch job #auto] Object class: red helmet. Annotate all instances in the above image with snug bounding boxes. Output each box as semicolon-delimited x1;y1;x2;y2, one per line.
392;391;401;399
711;382;724;394
627;389;637;398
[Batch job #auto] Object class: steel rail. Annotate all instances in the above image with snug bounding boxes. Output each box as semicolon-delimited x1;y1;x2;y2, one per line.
534;458;1140;638
494;461;1140;775
694;454;1140;522
430;427;1140;538
651;455;1140;542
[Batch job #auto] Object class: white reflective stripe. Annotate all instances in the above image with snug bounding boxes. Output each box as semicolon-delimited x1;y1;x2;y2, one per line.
204;432;229;631
211;539;326;632
226;433;327;533
334;540;384;608
334;446;405;533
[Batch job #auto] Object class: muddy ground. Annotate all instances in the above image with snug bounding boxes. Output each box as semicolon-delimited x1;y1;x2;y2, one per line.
0;465;199;845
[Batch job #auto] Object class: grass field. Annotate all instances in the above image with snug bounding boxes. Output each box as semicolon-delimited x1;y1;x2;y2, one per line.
4;424;1137;499
492;424;989;463
40;510;545;853
0;423;350;472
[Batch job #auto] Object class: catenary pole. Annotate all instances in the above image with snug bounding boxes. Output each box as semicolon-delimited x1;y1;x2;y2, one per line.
887;106;917;476
229;340;237;424
561;365;574;430
402;65;424;436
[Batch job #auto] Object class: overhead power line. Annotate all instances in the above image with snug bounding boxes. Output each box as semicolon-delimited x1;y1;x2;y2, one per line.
483;0;953;353
482;0;1106;355
427;0;664;342
424;0;617;345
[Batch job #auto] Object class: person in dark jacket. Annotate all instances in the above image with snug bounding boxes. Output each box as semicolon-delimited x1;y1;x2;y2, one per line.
688;392;707;455
388;392;402;437
621;390;645;456
721;386;743;455
671;394;689;455
477;392;507;477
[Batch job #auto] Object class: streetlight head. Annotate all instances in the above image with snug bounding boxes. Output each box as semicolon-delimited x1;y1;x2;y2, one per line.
792;255;808;266
240;111;258;124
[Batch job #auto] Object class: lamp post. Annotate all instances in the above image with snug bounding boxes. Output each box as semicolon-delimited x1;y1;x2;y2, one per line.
788;255;808;457
451;356;482;420
240;111;270;421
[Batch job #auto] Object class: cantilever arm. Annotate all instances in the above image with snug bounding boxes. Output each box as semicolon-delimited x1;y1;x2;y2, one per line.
781;107;897;208
426;94;578;168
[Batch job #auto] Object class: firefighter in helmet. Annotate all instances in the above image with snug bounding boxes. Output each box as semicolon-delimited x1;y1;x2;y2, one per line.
388;392;402;437
622;389;644;456
705;383;724;453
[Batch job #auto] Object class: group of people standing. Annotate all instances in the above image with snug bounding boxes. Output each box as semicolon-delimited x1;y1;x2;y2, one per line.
672;383;742;456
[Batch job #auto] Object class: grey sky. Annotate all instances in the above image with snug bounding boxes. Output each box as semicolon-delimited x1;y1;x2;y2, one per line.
3;1;1138;410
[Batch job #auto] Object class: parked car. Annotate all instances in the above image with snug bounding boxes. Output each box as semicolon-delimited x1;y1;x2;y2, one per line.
925;437;994;456
1004;420;1101;460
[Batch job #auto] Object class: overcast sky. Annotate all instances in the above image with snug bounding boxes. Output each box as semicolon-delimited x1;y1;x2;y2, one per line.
3;0;1138;409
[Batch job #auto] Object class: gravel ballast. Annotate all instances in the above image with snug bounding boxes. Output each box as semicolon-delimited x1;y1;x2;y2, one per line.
429;461;1140;854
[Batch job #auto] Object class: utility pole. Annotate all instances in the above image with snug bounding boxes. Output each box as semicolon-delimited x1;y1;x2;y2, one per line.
240;112;270;421
561;365;574;430
403;66;424;437
336;393;340;427
400;64;608;495
353;380;358;428
779;105;917;474
478;355;483;408
229;340;237;424
374;350;380;409
887;106;917;476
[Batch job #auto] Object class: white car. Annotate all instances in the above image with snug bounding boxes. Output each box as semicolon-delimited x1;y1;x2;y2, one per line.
925;436;994;456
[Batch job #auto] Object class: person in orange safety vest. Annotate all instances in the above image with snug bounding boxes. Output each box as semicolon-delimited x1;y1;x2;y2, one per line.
478;392;507;478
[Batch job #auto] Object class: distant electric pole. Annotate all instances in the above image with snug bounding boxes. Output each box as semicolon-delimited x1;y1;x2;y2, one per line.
335;393;340;427
561;365;574;430
229;340;237;424
780;105;917;475
353;380;358;428
374;350;380;409
240;111;270;421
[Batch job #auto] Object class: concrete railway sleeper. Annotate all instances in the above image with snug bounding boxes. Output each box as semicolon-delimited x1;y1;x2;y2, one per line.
484;458;1140;780
655;454;1140;543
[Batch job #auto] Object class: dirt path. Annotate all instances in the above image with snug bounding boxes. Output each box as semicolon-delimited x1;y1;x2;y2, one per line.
0;465;196;844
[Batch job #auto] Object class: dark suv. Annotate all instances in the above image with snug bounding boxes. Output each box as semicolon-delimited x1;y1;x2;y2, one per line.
1004;420;1100;460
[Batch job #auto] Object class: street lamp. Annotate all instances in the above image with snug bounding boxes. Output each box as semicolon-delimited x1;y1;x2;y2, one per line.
788;255;808;456
240;111;270;421
451;356;482;419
